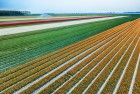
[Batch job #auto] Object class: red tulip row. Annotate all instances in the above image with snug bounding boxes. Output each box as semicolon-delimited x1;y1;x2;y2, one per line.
0;16;108;26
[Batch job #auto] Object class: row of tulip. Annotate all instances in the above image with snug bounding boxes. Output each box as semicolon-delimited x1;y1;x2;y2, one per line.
101;30;138;94
38;30;122;94
84;25;136;94
69;28;132;94
0;37;98;91
0;19;121;77
0;19;132;93
1;33;108;93
0;16;107;26
16;43;101;94
18;18;140;93
0;17;130;76
0;27;99;71
133;54;140;94
0;18;124;79
116;29;140;94
0;34;96;83
132;24;140;93
15;22;129;91
39;23;132;94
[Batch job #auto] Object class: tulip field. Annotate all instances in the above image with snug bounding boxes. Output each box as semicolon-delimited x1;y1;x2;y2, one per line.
0;16;134;72
0;16;140;94
0;16;107;27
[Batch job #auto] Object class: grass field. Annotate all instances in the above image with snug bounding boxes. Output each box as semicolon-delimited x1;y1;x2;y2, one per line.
0;17;139;94
0;16;138;72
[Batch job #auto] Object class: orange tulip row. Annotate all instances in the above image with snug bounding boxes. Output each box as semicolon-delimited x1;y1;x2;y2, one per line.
0;38;101;91
101;30;139;94
14;20;132;94
1;32;114;93
39;21;133;94
84;25;137;94
0;36;96;84
132;26;140;94
116;25;140;94
18;44;103;94
69;27;134;94
38;29;126;94
133;56;140;94
117;38;140;94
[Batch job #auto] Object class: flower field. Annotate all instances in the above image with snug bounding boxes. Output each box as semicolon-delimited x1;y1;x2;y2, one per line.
0;16;107;27
0;18;140;94
0;17;133;72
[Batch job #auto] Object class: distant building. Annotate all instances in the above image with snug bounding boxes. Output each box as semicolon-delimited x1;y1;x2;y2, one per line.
0;10;31;16
40;13;51;17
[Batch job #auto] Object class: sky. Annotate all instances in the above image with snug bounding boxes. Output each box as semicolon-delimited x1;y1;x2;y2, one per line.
0;0;140;13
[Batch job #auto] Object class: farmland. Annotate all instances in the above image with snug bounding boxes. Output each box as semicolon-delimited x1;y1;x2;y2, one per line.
0;15;140;94
0;16;136;72
0;16;109;27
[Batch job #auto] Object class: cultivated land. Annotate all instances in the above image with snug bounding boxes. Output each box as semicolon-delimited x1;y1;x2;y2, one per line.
0;16;102;22
0;16;123;36
0;18;140;94
0;16;136;71
0;16;43;22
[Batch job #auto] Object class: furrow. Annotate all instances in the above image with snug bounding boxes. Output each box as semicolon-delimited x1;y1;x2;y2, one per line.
14;26;123;94
132;54;140;94
33;21;131;94
100;25;139;94
68;22;136;94
113;29;140;94
0;23;123;93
